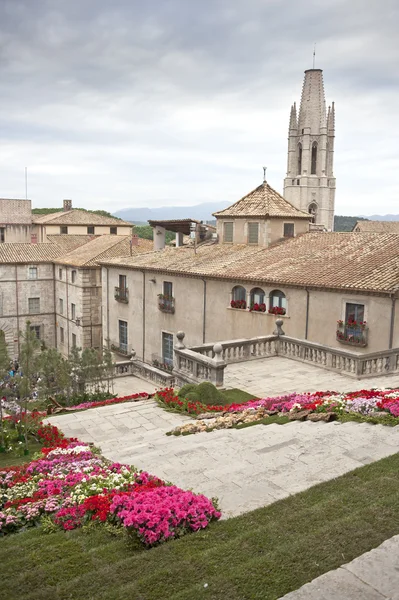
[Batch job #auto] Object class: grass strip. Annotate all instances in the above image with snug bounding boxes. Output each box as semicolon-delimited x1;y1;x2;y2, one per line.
1;453;399;599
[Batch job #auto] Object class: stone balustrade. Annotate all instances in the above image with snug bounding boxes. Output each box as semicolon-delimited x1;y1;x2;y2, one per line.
113;358;174;387
180;318;399;385
173;332;226;387
112;319;399;389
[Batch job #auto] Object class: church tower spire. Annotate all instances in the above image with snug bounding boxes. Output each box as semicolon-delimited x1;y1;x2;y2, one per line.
283;69;336;231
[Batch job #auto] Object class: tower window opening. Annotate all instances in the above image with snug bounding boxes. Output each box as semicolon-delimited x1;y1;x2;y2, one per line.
308;203;317;224
297;143;302;175
311;142;317;174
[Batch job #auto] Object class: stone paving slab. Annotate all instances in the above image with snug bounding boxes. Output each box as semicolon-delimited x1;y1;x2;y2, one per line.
47;401;399;519
224;356;399;398
279;535;399;599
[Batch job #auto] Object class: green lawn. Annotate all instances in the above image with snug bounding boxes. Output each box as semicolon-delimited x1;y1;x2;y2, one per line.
0;440;43;468
220;388;258;404
1;453;399;600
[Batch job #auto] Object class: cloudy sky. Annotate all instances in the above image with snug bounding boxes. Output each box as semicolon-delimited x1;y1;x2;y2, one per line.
0;0;398;215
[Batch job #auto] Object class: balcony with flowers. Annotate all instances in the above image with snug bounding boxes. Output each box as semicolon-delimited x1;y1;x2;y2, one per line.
268;306;286;316
336;319;368;348
152;354;174;373
114;286;129;303
230;299;246;310
158;294;175;314
249;302;266;313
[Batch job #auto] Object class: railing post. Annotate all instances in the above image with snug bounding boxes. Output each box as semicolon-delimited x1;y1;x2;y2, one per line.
273;318;285;355
212;343;226;387
175;331;186;349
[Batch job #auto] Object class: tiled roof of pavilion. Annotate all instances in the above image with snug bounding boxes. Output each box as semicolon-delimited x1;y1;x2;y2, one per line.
54;235;153;267
32;209;132;227
0;236;91;264
213;181;311;219
99;232;399;294
352;220;399;233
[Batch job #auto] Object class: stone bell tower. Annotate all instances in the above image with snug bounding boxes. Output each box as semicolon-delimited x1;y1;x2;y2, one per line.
283;69;336;231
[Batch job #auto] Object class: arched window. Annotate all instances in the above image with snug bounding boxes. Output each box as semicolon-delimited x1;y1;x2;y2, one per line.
231;286;247;309
268;290;287;315
249;287;266;312
308;203;318;224
297;143;302;175
311;142;317;174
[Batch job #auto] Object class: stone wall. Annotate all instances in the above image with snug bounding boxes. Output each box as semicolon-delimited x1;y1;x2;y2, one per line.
102;266;398;364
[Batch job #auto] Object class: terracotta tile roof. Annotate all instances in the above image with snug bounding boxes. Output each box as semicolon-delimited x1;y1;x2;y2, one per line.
32;209;132;227
0;236;94;264
99;232;399;294
54;235;153;267
352;220;399;233
213;182;311;219
46;235;96;253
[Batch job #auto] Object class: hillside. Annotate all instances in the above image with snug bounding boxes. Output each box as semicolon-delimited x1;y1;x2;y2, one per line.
113;201;230;223
32;208;120;219
334;215;369;232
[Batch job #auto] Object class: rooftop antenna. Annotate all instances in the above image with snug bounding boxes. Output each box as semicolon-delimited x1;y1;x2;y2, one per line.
263;166;267;183
25;167;28;200
313;43;316;69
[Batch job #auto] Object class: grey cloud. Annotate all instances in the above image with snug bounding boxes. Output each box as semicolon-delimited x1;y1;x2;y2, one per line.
0;0;398;212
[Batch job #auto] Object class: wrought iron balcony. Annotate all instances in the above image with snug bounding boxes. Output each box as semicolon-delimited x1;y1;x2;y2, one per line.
158;295;175;314
114;287;129;303
151;353;174;373
110;342;131;357
336;321;368;348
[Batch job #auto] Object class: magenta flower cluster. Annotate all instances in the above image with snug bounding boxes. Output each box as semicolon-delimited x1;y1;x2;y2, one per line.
111;486;221;546
1;430;221;545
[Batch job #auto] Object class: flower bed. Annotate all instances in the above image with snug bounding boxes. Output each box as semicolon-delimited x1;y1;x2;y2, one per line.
157;387;399;434
249;302;266;312
67;392;149;411
0;420;220;544
230;300;246;309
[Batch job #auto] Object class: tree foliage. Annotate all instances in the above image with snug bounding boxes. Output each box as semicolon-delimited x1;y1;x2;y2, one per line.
134;224;175;244
334;215;369;232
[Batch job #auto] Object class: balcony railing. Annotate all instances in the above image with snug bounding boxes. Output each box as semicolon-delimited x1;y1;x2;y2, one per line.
336;322;368;348
115;287;129;303
151;353;174;373
158;295;175;314
110;342;131;357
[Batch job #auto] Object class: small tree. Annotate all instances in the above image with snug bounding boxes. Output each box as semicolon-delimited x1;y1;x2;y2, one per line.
102;342;115;395
68;346;86;398
37;348;71;406
18;322;40;452
0;332;10;451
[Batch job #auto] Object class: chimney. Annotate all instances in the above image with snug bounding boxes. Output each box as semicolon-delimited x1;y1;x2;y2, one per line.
63;199;72;212
131;234;139;246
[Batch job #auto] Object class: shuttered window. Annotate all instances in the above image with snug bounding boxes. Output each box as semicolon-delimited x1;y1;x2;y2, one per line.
28;298;40;314
284;223;295;237
223;222;233;243
248;222;259;244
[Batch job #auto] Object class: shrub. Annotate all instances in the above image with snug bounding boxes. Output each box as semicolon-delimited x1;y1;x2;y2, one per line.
196;382;225;406
185;392;199;404
177;384;198;399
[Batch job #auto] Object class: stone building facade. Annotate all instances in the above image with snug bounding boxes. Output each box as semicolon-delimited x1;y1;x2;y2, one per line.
0;235;152;358
283;69;336;231
100;179;399;369
0;199;33;243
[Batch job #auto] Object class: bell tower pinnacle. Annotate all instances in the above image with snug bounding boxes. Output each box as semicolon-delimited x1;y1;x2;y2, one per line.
283;68;336;231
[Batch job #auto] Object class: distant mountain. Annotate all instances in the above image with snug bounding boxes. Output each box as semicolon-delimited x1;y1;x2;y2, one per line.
113;201;230;223
359;214;399;222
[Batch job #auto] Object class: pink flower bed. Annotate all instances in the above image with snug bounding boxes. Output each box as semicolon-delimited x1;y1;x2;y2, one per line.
66;392;150;411
0;423;221;545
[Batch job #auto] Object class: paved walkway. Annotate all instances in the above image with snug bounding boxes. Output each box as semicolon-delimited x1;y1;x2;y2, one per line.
224;356;399;397
279;534;399;599
47;399;399;518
